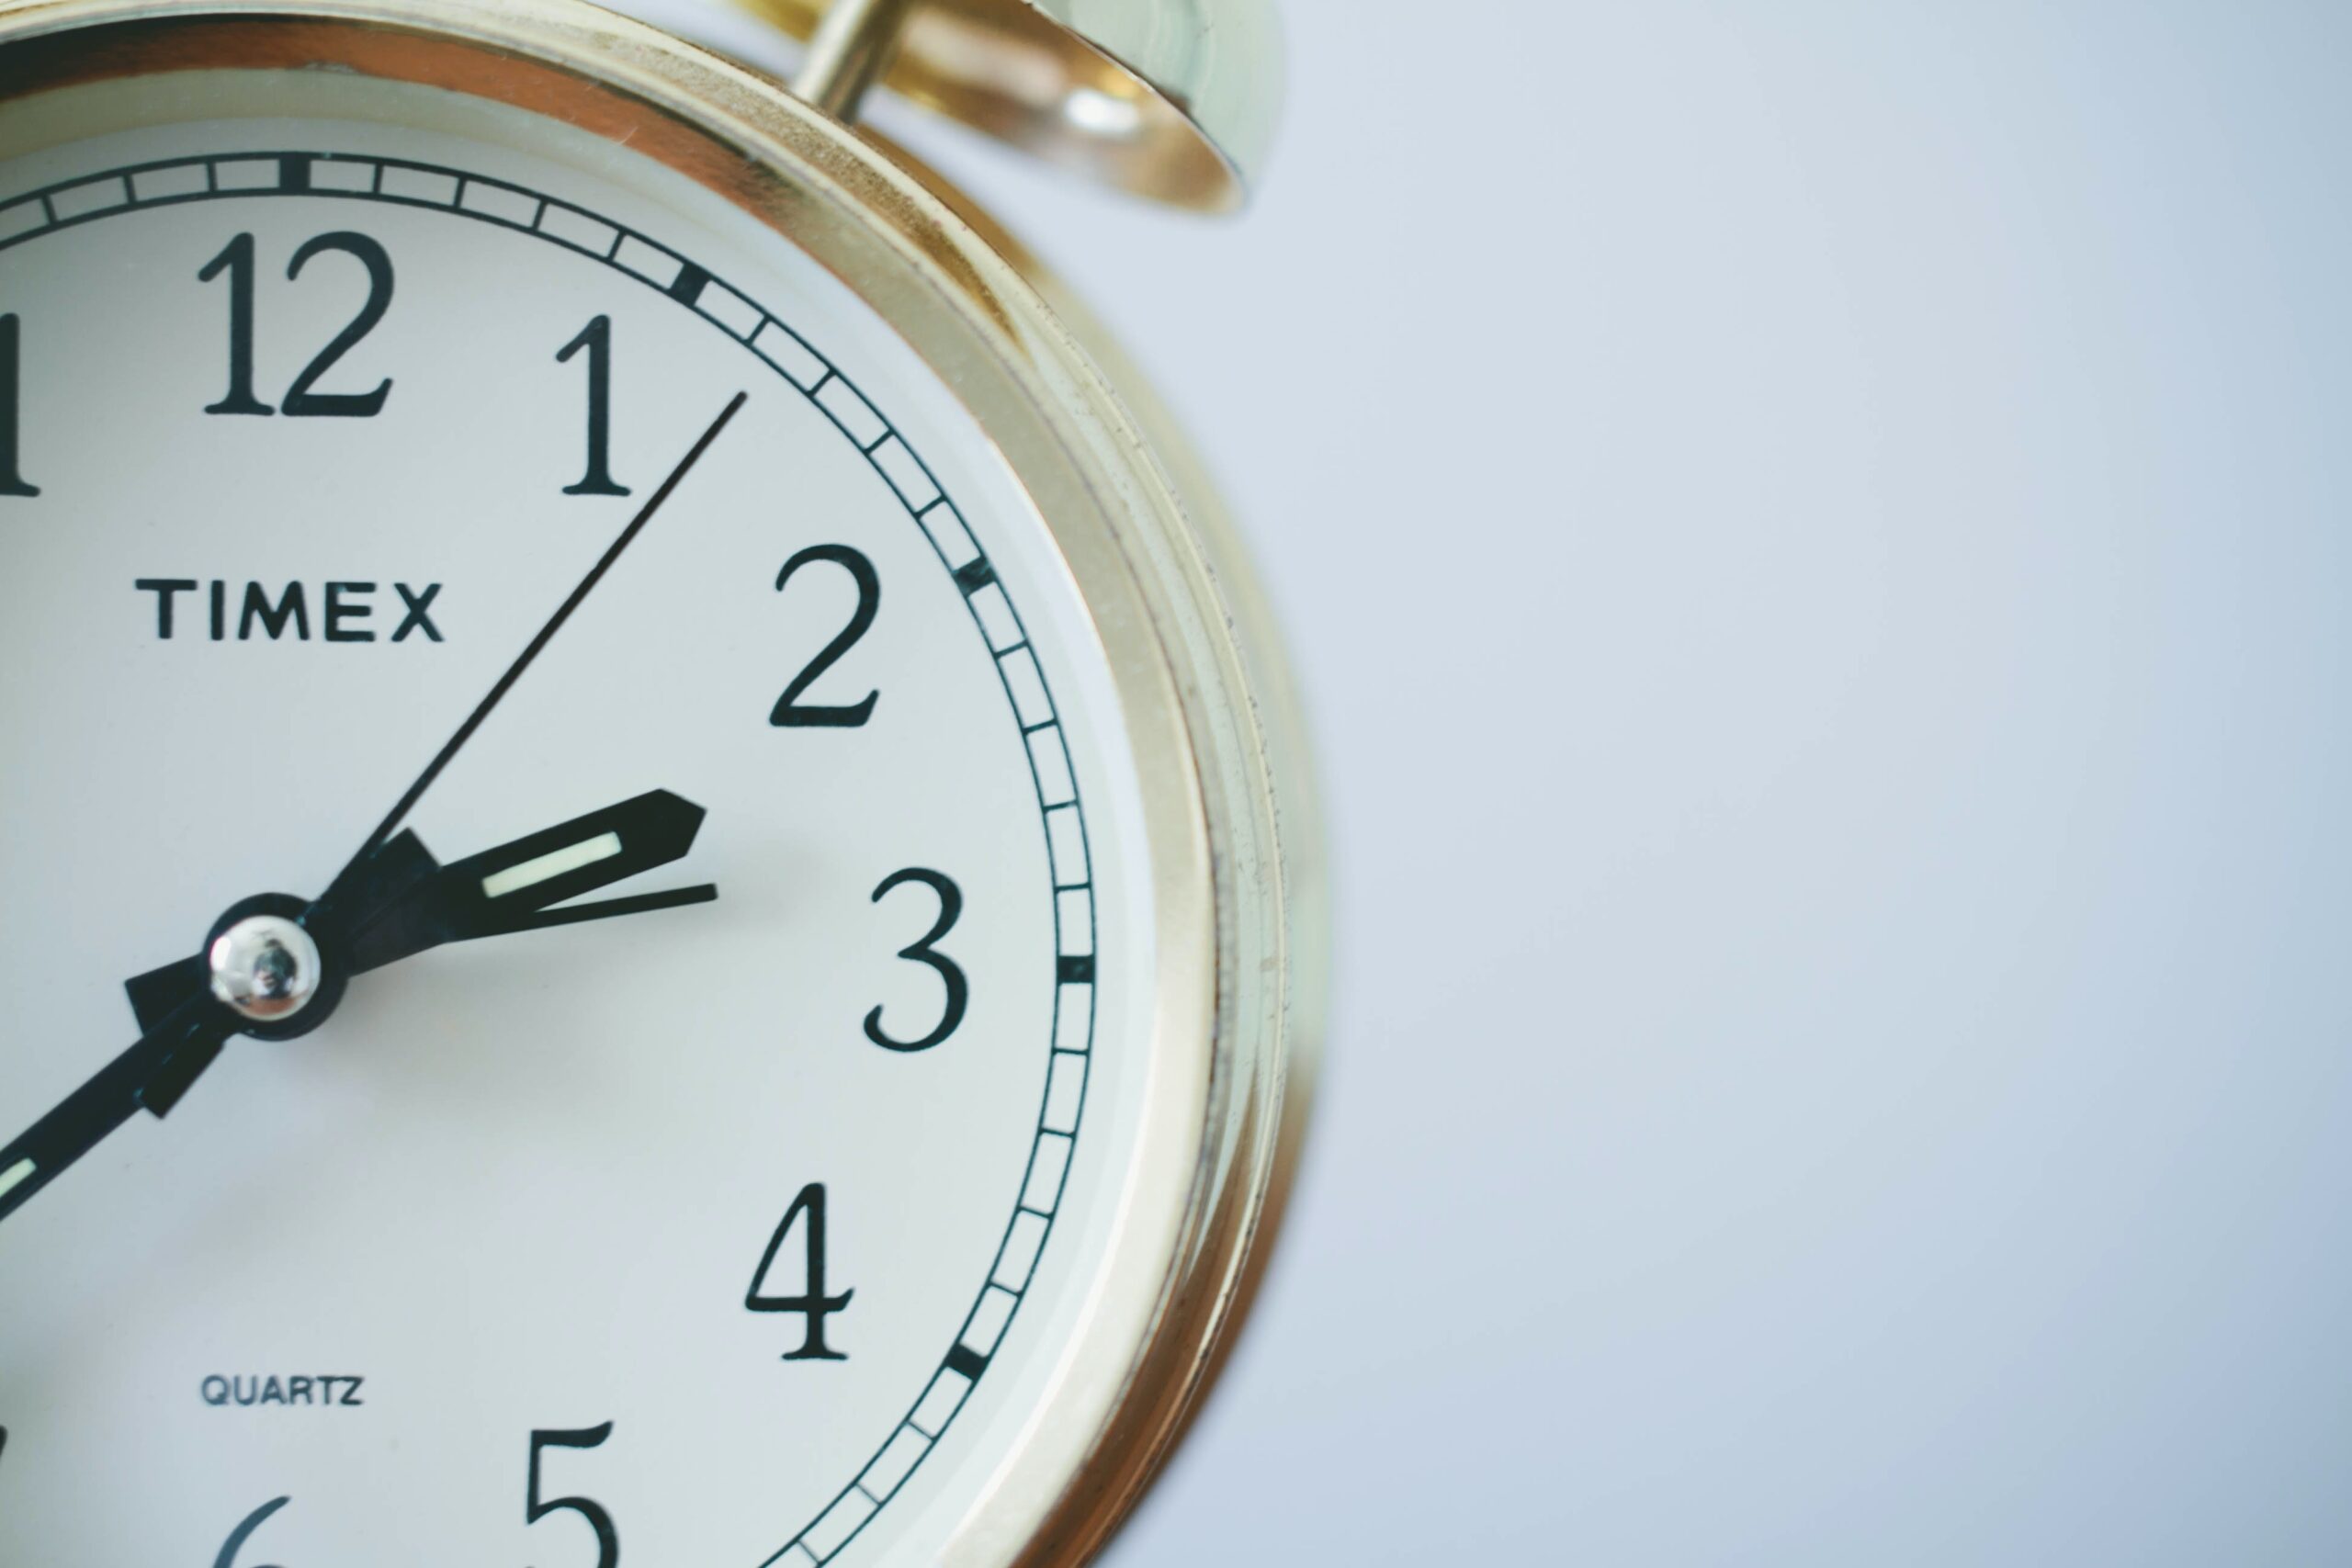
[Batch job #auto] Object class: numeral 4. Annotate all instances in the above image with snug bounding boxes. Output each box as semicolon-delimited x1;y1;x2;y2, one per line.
746;1181;854;1360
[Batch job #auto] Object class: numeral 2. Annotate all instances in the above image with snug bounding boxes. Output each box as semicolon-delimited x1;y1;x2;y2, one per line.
771;545;879;727
556;314;630;496
1;313;36;495
746;1182;854;1360
199;231;394;417
526;1424;619;1568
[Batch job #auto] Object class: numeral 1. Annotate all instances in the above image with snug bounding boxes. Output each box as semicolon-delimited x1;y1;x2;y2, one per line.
198;233;273;415
0;314;33;496
557;314;630;496
746;1182;854;1359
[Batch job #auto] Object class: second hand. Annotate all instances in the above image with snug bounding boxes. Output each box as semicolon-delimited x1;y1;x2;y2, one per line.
320;389;749;910
0;393;750;1232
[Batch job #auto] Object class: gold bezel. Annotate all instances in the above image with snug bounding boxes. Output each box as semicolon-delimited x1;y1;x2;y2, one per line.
0;3;1323;1564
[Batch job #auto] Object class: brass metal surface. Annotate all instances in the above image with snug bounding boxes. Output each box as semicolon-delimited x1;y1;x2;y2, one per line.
735;0;1283;210
789;0;914;119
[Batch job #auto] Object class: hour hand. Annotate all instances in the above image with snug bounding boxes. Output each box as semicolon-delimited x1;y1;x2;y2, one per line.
119;829;444;1038
113;791;713;1126
341;789;717;974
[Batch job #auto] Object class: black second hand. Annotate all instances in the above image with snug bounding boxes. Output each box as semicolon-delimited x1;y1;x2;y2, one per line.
0;396;748;1231
324;389;749;903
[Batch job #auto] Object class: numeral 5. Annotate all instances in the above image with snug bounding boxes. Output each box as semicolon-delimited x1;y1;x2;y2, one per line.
526;1424;619;1568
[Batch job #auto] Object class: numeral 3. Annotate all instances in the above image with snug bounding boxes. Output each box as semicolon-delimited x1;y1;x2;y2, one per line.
865;868;968;1053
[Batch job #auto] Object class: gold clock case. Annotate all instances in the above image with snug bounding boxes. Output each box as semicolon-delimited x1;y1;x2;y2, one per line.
0;2;1323;1564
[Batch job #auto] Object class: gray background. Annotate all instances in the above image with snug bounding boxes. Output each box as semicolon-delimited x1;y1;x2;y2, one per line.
687;1;2352;1561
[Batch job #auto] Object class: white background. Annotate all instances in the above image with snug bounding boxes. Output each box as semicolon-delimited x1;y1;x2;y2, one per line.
662;2;2352;1561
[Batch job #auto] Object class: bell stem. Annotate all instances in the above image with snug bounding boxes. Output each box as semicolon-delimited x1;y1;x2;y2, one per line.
790;0;916;123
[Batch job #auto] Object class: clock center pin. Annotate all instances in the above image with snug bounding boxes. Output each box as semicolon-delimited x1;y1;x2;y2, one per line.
208;913;322;1023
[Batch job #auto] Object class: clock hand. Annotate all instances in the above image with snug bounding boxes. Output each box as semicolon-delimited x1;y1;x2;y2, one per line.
119;831;446;1039
0;399;746;1235
317;390;748;917
119;789;716;1089
117;382;748;1054
0;994;232;1227
3;792;718;1232
338;789;715;974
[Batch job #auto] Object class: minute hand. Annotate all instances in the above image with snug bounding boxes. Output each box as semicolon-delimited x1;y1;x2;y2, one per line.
342;789;715;974
0;997;230;1226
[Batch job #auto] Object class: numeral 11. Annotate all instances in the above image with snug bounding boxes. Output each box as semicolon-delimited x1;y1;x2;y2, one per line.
0;313;36;497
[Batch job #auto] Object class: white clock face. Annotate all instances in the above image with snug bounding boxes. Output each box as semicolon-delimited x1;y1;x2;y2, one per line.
0;62;1165;1568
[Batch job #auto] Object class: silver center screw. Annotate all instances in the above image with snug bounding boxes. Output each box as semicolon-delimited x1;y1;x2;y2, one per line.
208;914;323;1023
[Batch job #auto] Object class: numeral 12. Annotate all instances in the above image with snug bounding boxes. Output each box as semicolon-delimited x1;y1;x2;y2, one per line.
198;231;394;417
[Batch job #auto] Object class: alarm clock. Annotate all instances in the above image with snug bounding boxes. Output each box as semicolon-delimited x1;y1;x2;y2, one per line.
0;2;1322;1562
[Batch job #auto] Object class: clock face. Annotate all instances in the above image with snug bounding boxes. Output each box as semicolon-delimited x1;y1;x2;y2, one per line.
0;53;1170;1568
